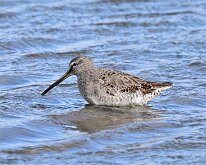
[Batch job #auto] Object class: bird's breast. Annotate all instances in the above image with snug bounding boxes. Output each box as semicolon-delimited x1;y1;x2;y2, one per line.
77;76;99;104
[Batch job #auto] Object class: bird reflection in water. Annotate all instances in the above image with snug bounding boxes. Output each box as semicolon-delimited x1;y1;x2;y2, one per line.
50;105;161;133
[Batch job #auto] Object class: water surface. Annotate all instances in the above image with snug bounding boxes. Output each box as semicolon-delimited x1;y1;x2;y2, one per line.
0;0;206;164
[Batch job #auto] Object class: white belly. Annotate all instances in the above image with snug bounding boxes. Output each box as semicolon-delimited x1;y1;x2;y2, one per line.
80;87;150;106
77;78;156;106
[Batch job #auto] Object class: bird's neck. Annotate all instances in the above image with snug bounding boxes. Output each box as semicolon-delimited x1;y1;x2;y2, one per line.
77;67;98;82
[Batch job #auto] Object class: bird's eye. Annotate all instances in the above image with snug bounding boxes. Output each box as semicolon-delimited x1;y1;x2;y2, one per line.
73;63;77;67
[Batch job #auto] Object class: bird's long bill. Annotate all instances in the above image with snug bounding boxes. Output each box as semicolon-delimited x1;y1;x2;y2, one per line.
41;67;72;95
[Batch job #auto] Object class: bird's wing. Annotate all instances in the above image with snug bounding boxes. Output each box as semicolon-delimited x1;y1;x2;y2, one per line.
98;69;157;95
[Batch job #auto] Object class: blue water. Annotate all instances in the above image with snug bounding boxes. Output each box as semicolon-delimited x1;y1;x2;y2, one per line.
0;0;206;164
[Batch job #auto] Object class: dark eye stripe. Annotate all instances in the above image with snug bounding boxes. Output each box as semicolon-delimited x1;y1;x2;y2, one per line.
70;57;80;64
70;57;84;66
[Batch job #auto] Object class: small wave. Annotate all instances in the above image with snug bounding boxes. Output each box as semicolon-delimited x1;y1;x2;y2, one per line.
188;59;206;67
0;12;16;19
0;75;29;89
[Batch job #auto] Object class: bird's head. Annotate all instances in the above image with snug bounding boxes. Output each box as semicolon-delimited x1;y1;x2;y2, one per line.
41;56;95;95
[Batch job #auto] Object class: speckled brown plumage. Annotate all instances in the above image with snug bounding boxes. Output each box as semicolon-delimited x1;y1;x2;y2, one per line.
42;56;173;106
96;68;172;100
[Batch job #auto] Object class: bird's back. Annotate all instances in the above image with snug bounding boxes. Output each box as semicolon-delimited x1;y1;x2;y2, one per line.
88;68;173;106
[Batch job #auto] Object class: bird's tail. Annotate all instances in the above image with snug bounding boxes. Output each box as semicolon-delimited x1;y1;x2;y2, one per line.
154;82;173;90
148;81;173;96
141;81;173;105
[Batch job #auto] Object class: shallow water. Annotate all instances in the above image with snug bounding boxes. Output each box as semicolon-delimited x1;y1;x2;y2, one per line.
0;0;206;164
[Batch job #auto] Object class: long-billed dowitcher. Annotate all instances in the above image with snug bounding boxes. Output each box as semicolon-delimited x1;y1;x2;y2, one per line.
42;56;173;106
